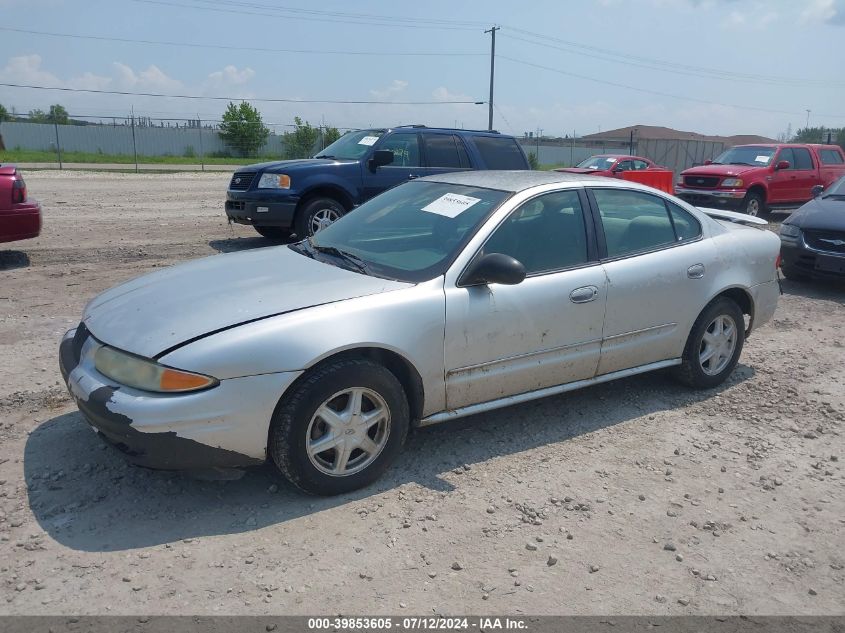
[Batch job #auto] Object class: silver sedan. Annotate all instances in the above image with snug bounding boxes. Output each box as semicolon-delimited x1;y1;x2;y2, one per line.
60;171;780;495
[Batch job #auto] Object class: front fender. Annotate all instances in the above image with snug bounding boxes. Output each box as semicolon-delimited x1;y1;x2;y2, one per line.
159;278;447;416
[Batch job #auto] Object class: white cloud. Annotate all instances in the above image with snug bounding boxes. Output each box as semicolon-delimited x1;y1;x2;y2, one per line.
801;0;845;24
112;62;182;92
370;79;408;99
721;8;777;29
431;86;473;103
206;65;255;88
0;54;111;90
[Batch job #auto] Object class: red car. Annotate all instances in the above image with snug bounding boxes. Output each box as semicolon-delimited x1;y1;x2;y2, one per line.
554;154;664;177
0;164;41;244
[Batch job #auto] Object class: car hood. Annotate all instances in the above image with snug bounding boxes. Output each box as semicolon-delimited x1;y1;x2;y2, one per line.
83;246;412;358
681;164;760;177
785;196;845;231
242;158;358;173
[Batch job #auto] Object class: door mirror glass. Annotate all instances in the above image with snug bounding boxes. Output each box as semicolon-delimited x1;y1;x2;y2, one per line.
703;159;713;165
368;149;394;171
461;253;526;286
811;184;824;197
775;160;791;170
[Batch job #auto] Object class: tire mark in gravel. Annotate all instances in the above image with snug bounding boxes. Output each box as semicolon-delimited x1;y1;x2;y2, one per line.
23;243;214;267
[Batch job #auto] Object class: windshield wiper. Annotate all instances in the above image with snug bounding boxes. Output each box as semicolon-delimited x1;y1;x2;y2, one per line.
314;154;335;159
729;161;754;166
307;238;370;274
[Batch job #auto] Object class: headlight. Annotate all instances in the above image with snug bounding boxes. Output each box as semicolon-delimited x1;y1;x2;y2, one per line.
257;173;291;189
721;178;744;187
94;346;218;393
779;224;800;238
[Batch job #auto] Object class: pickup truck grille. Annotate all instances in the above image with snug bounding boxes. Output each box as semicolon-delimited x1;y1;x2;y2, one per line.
229;171;256;191
683;175;720;188
804;229;845;255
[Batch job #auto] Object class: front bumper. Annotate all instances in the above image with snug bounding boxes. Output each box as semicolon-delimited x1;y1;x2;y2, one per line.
675;188;746;210
780;237;845;279
0;200;41;243
225;194;299;227
59;326;302;470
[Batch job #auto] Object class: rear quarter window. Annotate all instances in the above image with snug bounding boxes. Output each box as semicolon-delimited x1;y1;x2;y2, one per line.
469;136;528;169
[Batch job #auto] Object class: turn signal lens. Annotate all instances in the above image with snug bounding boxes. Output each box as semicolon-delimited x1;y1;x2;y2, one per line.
159;368;216;392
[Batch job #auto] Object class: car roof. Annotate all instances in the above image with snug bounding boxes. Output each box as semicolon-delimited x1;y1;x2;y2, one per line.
418;170;602;192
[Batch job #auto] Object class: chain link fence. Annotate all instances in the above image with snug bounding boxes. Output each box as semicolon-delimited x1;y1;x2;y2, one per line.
0;113;356;170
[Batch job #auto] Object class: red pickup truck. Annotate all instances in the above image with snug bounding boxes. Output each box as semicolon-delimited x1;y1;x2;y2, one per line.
0;164;41;244
675;143;845;216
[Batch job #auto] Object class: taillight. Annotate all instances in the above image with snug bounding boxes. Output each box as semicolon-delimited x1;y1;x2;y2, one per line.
12;177;26;203
775;253;782;269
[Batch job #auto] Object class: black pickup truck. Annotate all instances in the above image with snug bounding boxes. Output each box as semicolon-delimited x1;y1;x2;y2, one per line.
225;125;530;239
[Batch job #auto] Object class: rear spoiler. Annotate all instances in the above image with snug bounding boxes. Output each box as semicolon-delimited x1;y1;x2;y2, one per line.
697;207;768;227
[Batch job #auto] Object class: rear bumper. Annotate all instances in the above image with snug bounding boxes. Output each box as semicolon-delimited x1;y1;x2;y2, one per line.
675;188;746;210
0;200;41;243
225;195;298;227
59;327;302;471
748;279;780;332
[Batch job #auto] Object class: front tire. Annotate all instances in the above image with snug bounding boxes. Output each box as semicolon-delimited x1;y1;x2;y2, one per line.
674;297;745;389
742;191;765;217
294;197;346;238
269;359;410;495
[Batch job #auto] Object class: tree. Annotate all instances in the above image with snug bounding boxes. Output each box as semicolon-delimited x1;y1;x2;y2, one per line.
322;125;341;149
792;126;845;151
283;117;319;159
47;104;69;124
0;104;9;122
527;151;540;170
218;101;270;156
28;108;48;123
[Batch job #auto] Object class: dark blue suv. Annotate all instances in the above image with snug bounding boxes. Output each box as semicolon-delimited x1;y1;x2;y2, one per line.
225;125;530;239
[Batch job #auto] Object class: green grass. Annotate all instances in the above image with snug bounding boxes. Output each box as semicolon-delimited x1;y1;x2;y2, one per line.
0;148;282;165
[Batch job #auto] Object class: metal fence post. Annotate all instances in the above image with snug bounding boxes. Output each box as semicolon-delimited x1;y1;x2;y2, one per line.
130;108;139;173
54;120;63;169
198;115;205;171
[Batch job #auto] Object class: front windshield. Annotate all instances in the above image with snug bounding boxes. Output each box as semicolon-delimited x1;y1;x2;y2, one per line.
315;129;386;160
294;181;511;282
713;146;774;166
577;156;616;169
823;176;845;198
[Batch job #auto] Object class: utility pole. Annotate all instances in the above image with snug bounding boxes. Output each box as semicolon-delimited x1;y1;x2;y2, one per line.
805;109;811;129
485;25;499;131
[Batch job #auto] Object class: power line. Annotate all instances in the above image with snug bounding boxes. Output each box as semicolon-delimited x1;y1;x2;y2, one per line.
0;83;485;105
0;27;484;57
504;27;839;87
132;0;483;30
500;32;839;88
497;56;844;120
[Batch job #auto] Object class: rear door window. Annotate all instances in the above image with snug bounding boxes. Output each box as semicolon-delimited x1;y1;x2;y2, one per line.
470;136;528;169
819;149;844;165
422;134;464;168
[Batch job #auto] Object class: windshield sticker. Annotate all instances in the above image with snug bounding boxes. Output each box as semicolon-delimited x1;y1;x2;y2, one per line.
421;193;482;218
755;155;770;163
358;136;380;146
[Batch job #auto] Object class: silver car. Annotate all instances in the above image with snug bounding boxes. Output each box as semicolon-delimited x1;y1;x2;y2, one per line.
60;171;780;495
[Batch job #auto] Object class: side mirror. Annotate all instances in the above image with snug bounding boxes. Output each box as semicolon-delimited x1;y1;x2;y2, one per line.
775;160;790;171
703;159;713;166
811;184;824;198
368;149;394;171
461;253;526;287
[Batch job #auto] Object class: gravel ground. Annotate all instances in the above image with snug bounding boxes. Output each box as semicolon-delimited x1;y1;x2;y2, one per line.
0;171;843;616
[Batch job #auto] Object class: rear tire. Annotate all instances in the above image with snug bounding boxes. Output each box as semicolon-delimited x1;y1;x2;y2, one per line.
294;197;345;238
674;297;745;389
254;226;292;241
268;359;409;496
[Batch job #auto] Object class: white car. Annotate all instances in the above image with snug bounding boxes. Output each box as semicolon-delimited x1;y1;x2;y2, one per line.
60;171;780;495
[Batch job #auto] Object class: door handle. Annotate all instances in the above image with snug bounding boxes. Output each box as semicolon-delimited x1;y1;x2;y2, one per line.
687;263;706;279
570;286;598;303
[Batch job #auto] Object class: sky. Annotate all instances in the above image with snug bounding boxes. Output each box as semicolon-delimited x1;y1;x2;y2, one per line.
0;0;843;139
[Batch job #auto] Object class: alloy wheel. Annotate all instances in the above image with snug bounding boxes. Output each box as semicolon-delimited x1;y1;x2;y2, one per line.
698;314;738;376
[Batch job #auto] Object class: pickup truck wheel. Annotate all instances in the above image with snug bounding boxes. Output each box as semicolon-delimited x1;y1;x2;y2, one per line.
254;226;292;241
268;358;409;496
673;297;745;389
295;197;345;238
742;192;765;217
